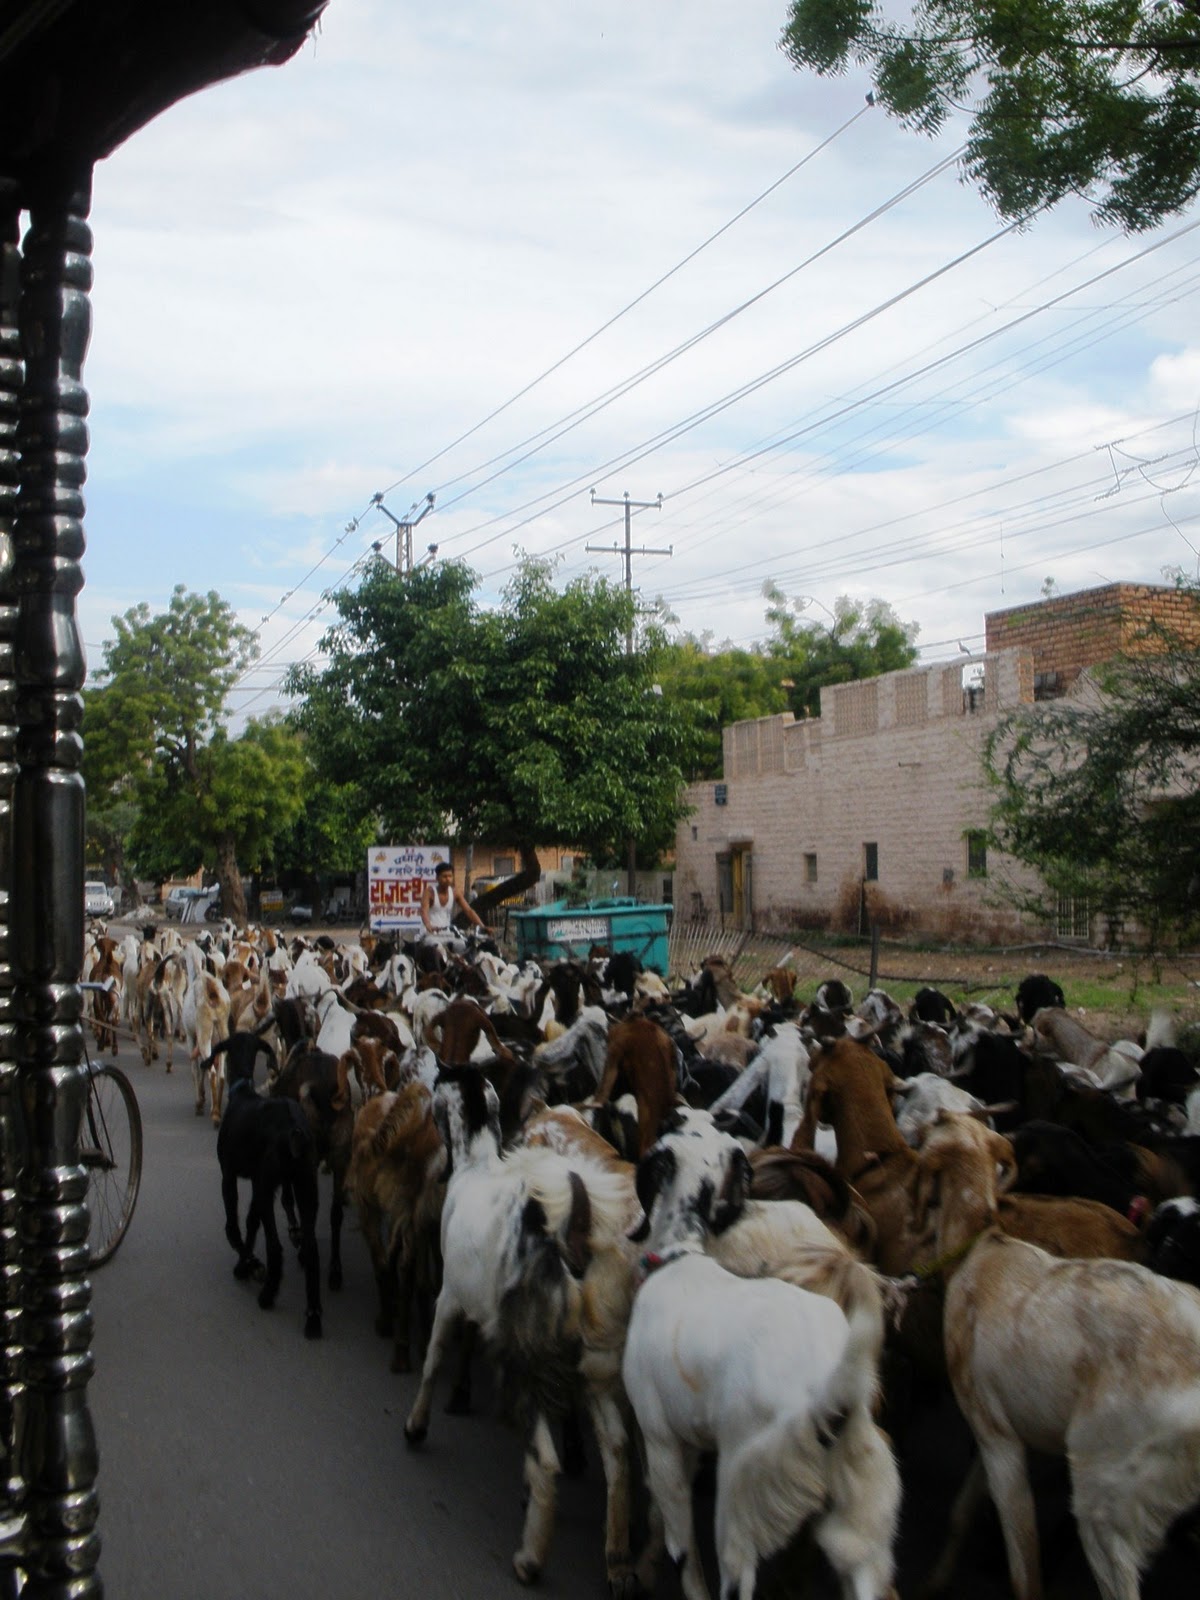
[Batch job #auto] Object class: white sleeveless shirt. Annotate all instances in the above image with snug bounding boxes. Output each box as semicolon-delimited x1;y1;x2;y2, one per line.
426;881;455;931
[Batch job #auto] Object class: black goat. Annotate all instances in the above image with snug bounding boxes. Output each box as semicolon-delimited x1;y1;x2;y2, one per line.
1014;972;1065;1024
205;1027;323;1339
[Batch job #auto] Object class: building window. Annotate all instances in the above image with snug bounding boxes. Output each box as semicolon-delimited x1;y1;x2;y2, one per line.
863;842;878;882
1034;670;1062;701
559;853;574;873
1056;894;1091;941
493;855;515;877
804;853;818;884
966;831;988;879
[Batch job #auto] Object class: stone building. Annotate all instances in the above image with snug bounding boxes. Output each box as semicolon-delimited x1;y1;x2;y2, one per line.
672;582;1195;942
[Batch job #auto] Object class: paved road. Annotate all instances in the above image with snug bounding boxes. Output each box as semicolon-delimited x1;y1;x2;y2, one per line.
87;1040;1195;1600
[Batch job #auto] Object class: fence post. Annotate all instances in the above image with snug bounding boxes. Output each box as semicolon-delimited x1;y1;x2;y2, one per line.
869;923;880;990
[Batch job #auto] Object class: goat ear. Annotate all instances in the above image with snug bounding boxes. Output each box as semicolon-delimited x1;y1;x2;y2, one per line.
987;1131;1018;1191
710;1146;752;1235
633;1144;675;1234
908;1153;941;1236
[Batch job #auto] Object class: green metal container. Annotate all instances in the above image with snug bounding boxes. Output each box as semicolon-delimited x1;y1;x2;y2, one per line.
513;897;672;975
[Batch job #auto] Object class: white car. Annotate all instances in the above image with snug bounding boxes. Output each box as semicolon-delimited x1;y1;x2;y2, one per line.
84;881;115;919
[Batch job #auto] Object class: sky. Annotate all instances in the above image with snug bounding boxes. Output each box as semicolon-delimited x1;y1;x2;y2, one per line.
75;0;1200;722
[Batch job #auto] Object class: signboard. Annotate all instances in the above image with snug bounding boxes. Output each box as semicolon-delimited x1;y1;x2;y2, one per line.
546;916;610;946
367;844;451;935
260;888;284;914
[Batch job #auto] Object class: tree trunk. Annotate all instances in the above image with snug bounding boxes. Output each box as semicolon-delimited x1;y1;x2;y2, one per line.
215;831;248;927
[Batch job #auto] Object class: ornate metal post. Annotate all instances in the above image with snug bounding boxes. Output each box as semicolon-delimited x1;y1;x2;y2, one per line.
0;178;27;1590
11;171;99;1598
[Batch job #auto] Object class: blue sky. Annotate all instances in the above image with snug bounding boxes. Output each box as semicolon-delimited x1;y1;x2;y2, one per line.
76;0;1200;719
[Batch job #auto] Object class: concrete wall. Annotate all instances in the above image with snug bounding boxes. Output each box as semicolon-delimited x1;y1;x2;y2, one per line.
674;648;1045;941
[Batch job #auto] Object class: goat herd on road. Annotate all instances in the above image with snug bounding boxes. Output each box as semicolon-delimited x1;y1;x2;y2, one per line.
84;917;1200;1600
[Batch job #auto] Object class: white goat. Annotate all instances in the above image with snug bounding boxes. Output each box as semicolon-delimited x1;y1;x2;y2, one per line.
914;1111;1200;1600
707;1021;809;1146
623;1120;900;1600
891;1071;986;1147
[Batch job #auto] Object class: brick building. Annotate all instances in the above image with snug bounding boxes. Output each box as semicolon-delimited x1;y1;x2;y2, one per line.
672;582;1196;942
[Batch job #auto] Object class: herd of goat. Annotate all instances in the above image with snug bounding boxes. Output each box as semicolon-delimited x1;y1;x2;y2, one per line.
83;918;1200;1600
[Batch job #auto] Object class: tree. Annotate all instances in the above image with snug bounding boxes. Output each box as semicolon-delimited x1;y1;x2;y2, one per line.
288;556;699;893
763;585;920;717
127;717;308;922
83;587;304;923
985;582;1200;943
781;1;1200;230
655;639;791;779
653;589;919;779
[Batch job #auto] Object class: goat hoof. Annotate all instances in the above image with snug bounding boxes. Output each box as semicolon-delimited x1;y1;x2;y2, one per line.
607;1573;638;1600
444;1385;471;1416
512;1552;541;1586
304;1312;323;1340
194;1103;204;1117
288;1227;303;1249
233;1255;263;1281
403;1419;426;1447
257;1285;278;1310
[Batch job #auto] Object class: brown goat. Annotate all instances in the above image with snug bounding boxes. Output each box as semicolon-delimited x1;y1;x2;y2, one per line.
589;1014;680;1157
347;1083;446;1372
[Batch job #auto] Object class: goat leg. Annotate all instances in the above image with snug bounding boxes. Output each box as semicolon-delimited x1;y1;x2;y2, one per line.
328;1177;344;1290
917;1454;986;1597
404;1296;462;1444
253;1178;284;1310
292;1162;323;1339
280;1177;300;1247
444;1319;476;1414
587;1388;636;1600
513;1411;560;1585
223;1177;264;1280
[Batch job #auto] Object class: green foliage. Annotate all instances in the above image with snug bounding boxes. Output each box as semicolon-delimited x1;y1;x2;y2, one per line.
762;585;919;715
781;1;1200;230
985;581;1200;942
654;588;918;779
288;556;700;866
83;590;316;916
653;640;791;779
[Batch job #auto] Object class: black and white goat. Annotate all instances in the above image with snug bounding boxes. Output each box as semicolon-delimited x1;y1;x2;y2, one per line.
622;1118;900;1600
403;1065;641;1595
206;1027;322;1340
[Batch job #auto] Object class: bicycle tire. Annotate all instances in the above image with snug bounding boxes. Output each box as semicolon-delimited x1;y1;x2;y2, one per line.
81;1063;143;1265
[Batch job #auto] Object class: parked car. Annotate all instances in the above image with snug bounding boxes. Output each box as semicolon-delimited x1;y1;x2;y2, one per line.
84;880;115;919
162;886;192;920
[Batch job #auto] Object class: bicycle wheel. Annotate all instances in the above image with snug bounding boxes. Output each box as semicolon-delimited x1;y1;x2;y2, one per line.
81;1063;143;1265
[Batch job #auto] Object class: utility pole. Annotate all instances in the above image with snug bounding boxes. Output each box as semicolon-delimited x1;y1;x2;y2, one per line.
372;490;436;574
587;488;671;894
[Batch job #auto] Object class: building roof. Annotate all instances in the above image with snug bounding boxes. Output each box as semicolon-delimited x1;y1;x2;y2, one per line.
0;0;326;194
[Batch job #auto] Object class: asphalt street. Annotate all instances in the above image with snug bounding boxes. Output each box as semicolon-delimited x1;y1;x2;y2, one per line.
86;1037;1195;1600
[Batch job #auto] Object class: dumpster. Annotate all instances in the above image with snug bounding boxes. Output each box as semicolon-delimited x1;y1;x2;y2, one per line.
512;898;672;975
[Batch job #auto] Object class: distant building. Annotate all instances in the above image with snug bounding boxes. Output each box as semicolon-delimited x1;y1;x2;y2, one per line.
672;583;1198;943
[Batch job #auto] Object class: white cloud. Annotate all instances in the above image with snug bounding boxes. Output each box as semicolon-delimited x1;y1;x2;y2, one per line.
68;0;1200;700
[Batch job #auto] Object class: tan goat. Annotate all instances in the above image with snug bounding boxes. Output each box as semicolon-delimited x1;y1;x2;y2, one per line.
913;1111;1200;1600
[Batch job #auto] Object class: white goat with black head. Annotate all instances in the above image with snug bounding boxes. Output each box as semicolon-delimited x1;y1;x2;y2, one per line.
623;1117;900;1600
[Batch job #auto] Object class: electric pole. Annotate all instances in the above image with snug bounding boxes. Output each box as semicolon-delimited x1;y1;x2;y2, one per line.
372;490;436;574
587;488;671;894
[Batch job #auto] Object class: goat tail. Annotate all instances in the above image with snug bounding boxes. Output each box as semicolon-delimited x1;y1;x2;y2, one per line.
806;1253;888;1418
494;1187;587;1422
